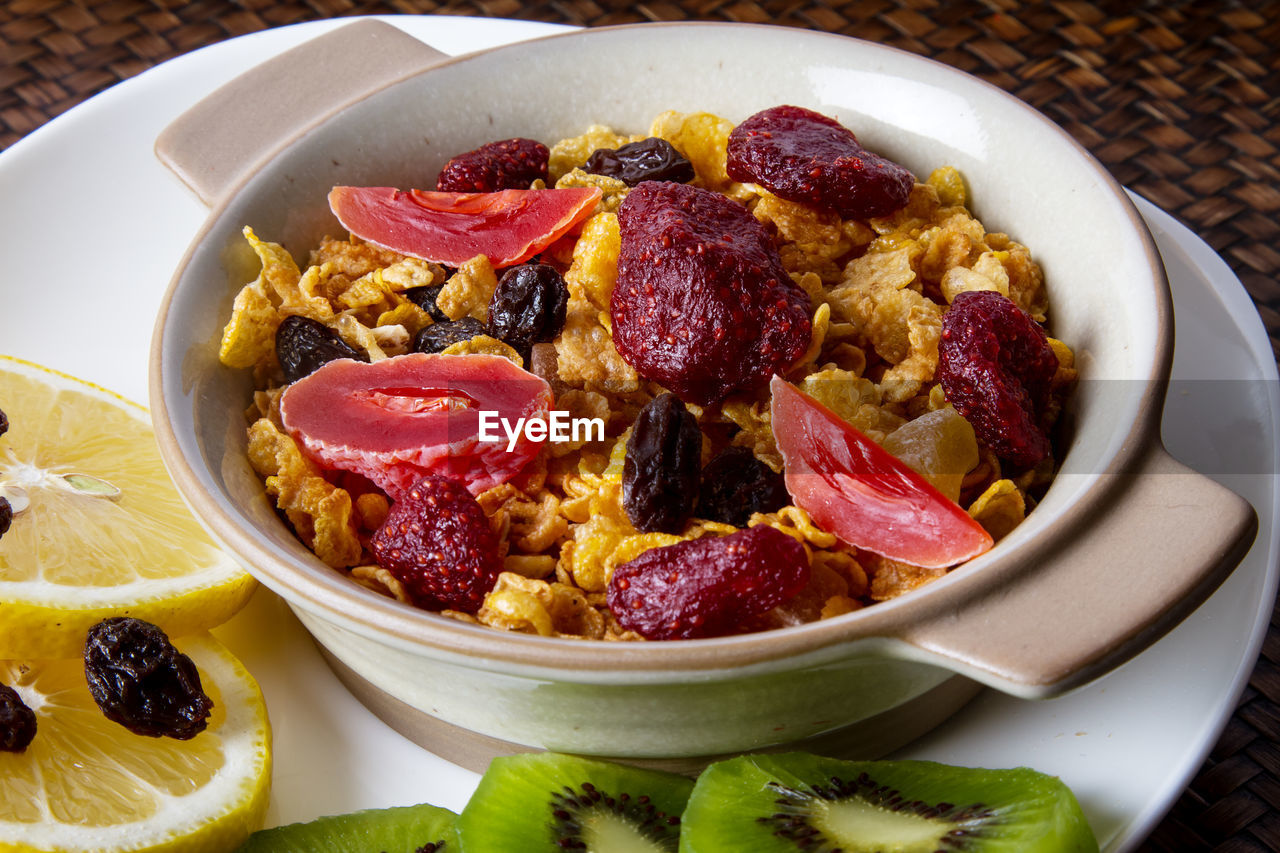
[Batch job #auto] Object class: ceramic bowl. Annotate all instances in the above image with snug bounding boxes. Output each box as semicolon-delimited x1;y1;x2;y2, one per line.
149;20;1256;770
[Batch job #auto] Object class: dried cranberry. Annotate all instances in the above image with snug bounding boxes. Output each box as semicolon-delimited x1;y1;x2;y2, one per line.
370;474;503;613
486;263;569;358
607;524;810;639
584;138;695;186
726;105;915;219
83;617;213;740
412;317;487;354
436;138;549;193
938;290;1059;469
623;393;702;534
611;181;811;406
697;446;789;527
276;315;366;384
403;284;450;323
0;683;37;752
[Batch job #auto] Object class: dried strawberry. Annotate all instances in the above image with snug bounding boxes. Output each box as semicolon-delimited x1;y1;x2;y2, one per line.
726;105;914;219
611;181;811;406
938;290;1059;469
369;475;503;613
436;138;549;193
606;525;810;640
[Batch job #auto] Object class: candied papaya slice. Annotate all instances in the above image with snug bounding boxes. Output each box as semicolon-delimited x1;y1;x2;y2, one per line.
279;353;553;500
328;186;601;268
770;375;992;569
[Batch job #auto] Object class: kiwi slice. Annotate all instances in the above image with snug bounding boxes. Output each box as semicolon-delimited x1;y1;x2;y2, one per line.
680;753;1098;852
457;752;694;851
234;802;458;852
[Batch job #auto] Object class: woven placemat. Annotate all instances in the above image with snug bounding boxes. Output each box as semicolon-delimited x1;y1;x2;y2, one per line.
3;1;1277;849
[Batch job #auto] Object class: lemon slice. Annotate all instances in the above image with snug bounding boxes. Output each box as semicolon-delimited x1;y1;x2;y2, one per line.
0;632;272;852
0;356;256;659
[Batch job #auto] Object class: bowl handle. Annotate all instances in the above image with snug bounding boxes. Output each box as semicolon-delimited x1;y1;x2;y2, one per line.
155;19;449;206
900;443;1257;698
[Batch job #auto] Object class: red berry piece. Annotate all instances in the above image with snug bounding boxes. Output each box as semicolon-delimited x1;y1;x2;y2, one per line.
606;525;810;640
370;475;503;613
436;138;549;193
938;290;1059;469
611;182;811;406
726;105;915;219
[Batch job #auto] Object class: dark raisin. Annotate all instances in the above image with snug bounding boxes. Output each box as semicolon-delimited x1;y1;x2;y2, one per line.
584;138;696;187
0;496;11;539
83;617;213;740
623;393;702;534
402;284;450;323
436;138;549;193
938;290;1059;469
412;317;487;354
697;446;789;527
0;405;8;436
276;315;366;384
486;263;569;358
0;683;37;752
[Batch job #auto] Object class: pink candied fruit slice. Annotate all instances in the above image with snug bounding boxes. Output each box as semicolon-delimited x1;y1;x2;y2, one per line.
770;375;993;569
328;185;601;268
279;352;553;499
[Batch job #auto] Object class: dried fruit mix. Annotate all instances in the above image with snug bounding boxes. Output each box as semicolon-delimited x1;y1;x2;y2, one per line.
219;105;1076;641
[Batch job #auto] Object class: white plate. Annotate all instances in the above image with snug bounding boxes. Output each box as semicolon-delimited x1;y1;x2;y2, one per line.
1;15;1275;850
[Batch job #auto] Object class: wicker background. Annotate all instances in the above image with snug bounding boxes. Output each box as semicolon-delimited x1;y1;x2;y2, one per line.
2;1;1277;849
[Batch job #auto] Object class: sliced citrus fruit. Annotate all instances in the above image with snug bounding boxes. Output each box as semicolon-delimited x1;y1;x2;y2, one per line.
0;356;256;659
0;632;272;853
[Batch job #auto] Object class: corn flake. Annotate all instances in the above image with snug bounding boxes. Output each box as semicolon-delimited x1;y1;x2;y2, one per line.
436;255;498;321
648;110;735;191
441;334;524;368
548;125;644;183
246;418;362;568
968;478;1026;541
564;211;621;311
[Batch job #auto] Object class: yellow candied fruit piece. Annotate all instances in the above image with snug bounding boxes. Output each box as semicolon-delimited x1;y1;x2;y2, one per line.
882;407;979;503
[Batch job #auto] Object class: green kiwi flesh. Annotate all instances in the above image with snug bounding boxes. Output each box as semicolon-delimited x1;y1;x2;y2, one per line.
233;801;458;852
678;753;1099;853
457;752;695;852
